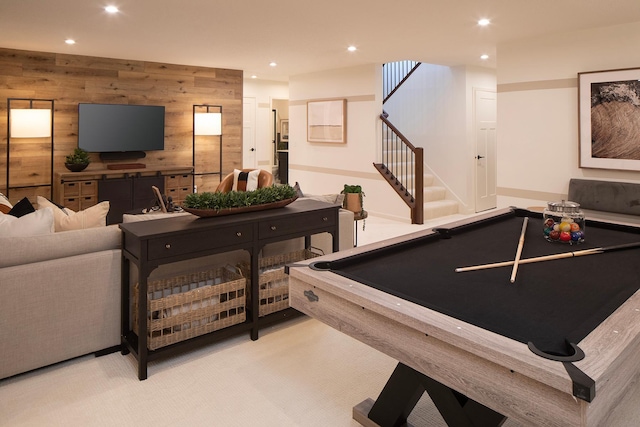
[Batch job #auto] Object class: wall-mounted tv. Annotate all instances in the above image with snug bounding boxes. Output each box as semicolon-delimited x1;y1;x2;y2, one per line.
78;103;165;154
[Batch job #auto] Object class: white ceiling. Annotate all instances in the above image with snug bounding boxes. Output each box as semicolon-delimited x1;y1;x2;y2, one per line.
2;0;640;81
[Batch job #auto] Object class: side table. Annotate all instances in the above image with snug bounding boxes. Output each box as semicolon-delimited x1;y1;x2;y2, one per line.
353;210;368;246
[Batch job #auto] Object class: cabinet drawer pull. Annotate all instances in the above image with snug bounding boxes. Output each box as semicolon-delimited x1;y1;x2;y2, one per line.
322;217;328;221
270;225;277;231
236;232;242;237
165;243;171;249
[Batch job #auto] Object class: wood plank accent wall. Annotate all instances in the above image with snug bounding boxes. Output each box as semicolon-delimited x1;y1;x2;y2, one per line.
0;47;243;200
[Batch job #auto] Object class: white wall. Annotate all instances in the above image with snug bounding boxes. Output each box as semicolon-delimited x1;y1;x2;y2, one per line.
497;21;640;208
243;79;289;168
288;64;410;221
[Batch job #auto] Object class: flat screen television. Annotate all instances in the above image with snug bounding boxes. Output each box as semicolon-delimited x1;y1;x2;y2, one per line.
78;103;165;154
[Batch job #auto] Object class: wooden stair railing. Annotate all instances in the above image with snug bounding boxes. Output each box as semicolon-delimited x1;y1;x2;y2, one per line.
383;61;421;104
375;114;424;224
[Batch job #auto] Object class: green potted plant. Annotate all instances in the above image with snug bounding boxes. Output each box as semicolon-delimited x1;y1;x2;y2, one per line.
65;147;91;172
341;185;366;231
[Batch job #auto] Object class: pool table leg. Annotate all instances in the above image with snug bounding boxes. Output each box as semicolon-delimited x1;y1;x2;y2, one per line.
362;363;506;427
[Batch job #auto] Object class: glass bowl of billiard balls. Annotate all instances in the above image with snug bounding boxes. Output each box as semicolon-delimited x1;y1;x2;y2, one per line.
543;200;585;244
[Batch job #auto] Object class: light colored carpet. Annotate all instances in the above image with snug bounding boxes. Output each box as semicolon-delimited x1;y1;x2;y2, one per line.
0;317;443;427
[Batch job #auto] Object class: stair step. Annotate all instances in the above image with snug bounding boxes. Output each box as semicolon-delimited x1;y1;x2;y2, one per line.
424;186;446;202
423;200;459;220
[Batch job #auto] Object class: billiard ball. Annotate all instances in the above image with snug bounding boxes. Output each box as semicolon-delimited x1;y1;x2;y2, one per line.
549;230;561;240
570;223;581;232
560;231;572;242
571;230;584;242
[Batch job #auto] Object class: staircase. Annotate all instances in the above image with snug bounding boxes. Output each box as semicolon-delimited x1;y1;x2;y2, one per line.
379;146;459;220
378;61;459;223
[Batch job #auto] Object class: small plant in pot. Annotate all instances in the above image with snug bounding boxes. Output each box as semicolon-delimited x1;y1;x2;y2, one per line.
65;148;91;172
341;184;366;229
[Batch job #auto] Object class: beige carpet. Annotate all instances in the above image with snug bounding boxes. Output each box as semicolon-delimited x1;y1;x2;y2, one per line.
1;315;639;426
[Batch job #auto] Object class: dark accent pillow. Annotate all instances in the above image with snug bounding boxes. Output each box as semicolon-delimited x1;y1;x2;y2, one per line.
236;171;249;191
8;197;36;217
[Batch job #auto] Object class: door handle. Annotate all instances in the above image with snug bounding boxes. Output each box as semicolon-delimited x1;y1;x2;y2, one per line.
476;155;484;159
250;148;256;152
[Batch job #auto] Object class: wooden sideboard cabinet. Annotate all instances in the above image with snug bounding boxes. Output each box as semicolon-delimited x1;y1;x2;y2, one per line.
54;166;193;222
120;198;340;380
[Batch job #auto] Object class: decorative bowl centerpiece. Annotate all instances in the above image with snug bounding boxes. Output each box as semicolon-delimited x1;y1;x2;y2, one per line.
182;185;297;217
64;148;91;172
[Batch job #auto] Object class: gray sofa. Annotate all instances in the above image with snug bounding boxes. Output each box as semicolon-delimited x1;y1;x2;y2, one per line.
568;178;640;225
0;202;354;380
0;225;122;380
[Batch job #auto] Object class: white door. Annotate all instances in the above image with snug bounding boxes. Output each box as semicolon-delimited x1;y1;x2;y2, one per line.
243;97;257;168
474;89;497;212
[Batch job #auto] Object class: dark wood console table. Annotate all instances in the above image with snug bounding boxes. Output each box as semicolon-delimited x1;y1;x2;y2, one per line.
120;198;339;380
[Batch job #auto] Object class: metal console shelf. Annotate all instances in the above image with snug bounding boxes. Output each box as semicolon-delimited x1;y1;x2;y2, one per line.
120;198;339;380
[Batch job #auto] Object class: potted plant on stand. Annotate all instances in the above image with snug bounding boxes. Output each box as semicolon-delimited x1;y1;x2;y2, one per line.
341;184;367;232
64;148;91;172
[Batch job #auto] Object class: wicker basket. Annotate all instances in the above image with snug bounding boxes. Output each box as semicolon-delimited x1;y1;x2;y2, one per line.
133;266;246;350
241;249;321;317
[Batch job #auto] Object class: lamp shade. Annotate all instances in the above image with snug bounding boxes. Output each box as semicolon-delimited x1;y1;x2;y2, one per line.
10;109;52;138
194;112;222;136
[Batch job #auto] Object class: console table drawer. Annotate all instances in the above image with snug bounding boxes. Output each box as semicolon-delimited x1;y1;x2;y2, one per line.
259;210;336;239
147;224;253;260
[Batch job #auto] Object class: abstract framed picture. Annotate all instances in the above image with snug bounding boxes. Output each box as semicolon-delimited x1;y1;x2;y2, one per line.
307;99;346;143
579;68;640;171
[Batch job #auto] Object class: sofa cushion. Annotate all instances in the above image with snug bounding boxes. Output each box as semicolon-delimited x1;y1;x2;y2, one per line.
0;223;121;268
8;197;36;217
0;207;54;237
0;193;11;214
37;196;110;231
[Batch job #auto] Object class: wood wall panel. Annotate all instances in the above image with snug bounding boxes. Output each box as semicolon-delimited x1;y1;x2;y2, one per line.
0;47;243;199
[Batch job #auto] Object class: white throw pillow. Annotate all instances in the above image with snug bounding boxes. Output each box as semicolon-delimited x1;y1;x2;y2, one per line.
232;169;261;191
37;196;109;231
0;207;54;237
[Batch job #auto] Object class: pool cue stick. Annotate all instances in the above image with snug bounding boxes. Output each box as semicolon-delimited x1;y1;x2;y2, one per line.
455;241;640;273
510;217;529;283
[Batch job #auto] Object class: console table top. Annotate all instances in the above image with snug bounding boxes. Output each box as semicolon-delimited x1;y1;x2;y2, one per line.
119;198;339;239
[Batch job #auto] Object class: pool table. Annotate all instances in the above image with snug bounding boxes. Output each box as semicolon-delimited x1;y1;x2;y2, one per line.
287;207;640;426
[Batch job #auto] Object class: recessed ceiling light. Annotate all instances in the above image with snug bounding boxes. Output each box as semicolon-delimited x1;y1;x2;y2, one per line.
251;75;257;79
480;54;489;60
105;5;119;14
347;46;357;52
65;39;76;45
269;62;277;67
478;18;490;26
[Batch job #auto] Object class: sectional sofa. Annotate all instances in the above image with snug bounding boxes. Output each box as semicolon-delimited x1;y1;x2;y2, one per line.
0;197;354;380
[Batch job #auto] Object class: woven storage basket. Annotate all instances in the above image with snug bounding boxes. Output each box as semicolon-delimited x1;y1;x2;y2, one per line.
133;266;246;350
242;249;321;317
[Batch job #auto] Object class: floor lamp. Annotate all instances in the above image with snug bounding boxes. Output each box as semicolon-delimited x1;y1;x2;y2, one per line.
192;104;222;193
6;98;54;201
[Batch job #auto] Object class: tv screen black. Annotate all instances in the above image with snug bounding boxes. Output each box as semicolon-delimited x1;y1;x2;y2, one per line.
78;103;165;153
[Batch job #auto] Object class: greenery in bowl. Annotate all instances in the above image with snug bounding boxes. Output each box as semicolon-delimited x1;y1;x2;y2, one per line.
65;148;91;165
184;184;297;211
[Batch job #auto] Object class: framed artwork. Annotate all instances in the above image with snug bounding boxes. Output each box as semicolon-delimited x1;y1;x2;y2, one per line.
579;68;640;171
307;99;346;143
281;119;289;142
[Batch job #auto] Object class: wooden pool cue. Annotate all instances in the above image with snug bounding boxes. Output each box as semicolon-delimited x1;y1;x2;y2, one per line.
455;241;640;273
510;217;529;283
